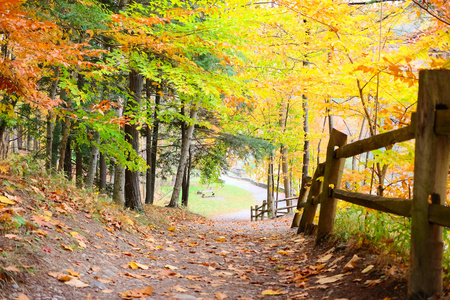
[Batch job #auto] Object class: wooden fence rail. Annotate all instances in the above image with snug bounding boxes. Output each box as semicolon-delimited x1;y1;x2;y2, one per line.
291;69;450;299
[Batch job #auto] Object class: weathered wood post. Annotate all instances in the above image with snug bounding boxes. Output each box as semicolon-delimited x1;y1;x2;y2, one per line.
251;206;254;221
298;163;325;233
291;175;312;228
316;129;347;243
409;70;450;299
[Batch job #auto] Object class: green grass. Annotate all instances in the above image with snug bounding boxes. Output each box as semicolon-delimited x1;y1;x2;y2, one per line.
155;178;259;218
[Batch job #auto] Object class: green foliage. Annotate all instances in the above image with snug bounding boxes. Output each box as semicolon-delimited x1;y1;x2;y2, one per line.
335;205;411;258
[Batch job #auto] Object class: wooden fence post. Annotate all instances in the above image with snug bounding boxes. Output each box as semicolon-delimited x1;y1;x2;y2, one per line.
298;163;325;233
316;129;347;243
291;175;312;228
409;70;450;299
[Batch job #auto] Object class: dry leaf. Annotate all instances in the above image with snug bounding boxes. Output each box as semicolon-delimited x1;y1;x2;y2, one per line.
262;289;284;295
14;294;30;300
361;265;374;274
65;278;89;287
67;269;80;278
167;226;176;232
215;292;227;299
343;254;360;271
317;254;333;263
120;286;153;299
5;266;20;272
61;244;73;251
164;264;178;270
102;289;114;294
128;262;139;270
134;262;149;270
316;273;346;284
57;274;74;282
0;196;15;205
216;237;227;242
172;285;188;292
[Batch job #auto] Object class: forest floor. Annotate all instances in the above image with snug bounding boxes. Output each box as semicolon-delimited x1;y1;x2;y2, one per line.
0;159;419;300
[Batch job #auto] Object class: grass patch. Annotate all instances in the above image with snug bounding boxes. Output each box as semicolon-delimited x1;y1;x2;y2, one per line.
155;178;259;218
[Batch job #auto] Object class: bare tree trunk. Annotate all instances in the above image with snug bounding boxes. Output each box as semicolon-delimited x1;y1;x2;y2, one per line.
17;125;23;150
112;162;125;205
145;83;160;204
11;128;18;154
266;154;275;218
46;68;59;171
124;69;143;211
75;144;83;188
168;105;198;208
99;152;107;192
85;131;100;190
63;136;72;180
181;146;192;207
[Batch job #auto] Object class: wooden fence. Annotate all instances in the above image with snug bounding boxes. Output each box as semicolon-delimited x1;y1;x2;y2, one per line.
250;196;297;221
290;70;450;299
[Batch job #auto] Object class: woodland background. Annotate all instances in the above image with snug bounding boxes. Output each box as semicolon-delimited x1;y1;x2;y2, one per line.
1;0;449;223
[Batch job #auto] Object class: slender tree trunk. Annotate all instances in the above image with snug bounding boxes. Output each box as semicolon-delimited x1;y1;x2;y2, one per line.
112;97;125;204
46;68;59;171
181;146;192;207
75;144;83;188
266;154;275;218
17;125;23;150
99;152;107;192
145;83;160;204
85;131;100;190
124;69;143;211
168;106;198;208
302;94;310;181
63;136;72;179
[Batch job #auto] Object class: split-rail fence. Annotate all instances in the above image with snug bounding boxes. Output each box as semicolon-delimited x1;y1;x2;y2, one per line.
251;70;450;299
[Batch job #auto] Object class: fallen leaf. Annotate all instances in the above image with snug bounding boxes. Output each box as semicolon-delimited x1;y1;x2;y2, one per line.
216;292;227;299
316;273;346;284
164;264;178;270
128;262;139;270
61;244;73;251
67;269;80;278
172;285;188;292
57;274;74;282
216;237;227;243
42;247;52;253
0;196;15;205
65;278;89;287
343;254;360;271
365;279;381;287
13;294;30;300
120;286;153;299
102;289;114;294
262;289;284;295
5;266;20;272
317;253;333;263
167;226;176;232
361;265;374;274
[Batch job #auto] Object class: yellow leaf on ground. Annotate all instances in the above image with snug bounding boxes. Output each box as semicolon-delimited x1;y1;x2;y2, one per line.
262;289;284;295
128;262;139;270
57;274;73;282
61;244;73;251
0;196;15;205
167;226;176;231
66;269;80;278
216;237;227;243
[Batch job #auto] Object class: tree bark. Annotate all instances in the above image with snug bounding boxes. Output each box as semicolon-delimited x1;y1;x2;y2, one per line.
302;94;310;182
145;83;160;204
85;131;100;190
266;154;275;218
168;105;198;208
75;144;83;188
63;136;72;180
181;146;192;207
112;161;125;205
46;69;59;171
99;152;107;192
124;69;143;211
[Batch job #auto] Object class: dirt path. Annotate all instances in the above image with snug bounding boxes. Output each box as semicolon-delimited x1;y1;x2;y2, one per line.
0;167;408;300
213;175;285;221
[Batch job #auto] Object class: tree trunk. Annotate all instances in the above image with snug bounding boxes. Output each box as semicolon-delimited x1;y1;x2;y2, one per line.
145;83;160;204
85;131;100;190
46;68;59;171
113;160;125;205
17;125;23;150
168;106;198;208
181;146;192;207
302;94;310;183
266;154;275;218
75;144;83;188
124;69;143;211
63;136;72;180
99;152;107;192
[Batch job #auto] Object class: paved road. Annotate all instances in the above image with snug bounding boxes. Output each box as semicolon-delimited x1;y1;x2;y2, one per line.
212;175;285;221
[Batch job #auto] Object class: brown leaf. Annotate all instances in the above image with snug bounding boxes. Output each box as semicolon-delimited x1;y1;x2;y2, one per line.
13;294;30;300
57;274;74;282
316;273;346;284
361;265;374;274
65;278;89;287
171;285;188;292
120;286;153;299
5;266;20;272
343;254;360;271
215;292;227;299
66;269;80;278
